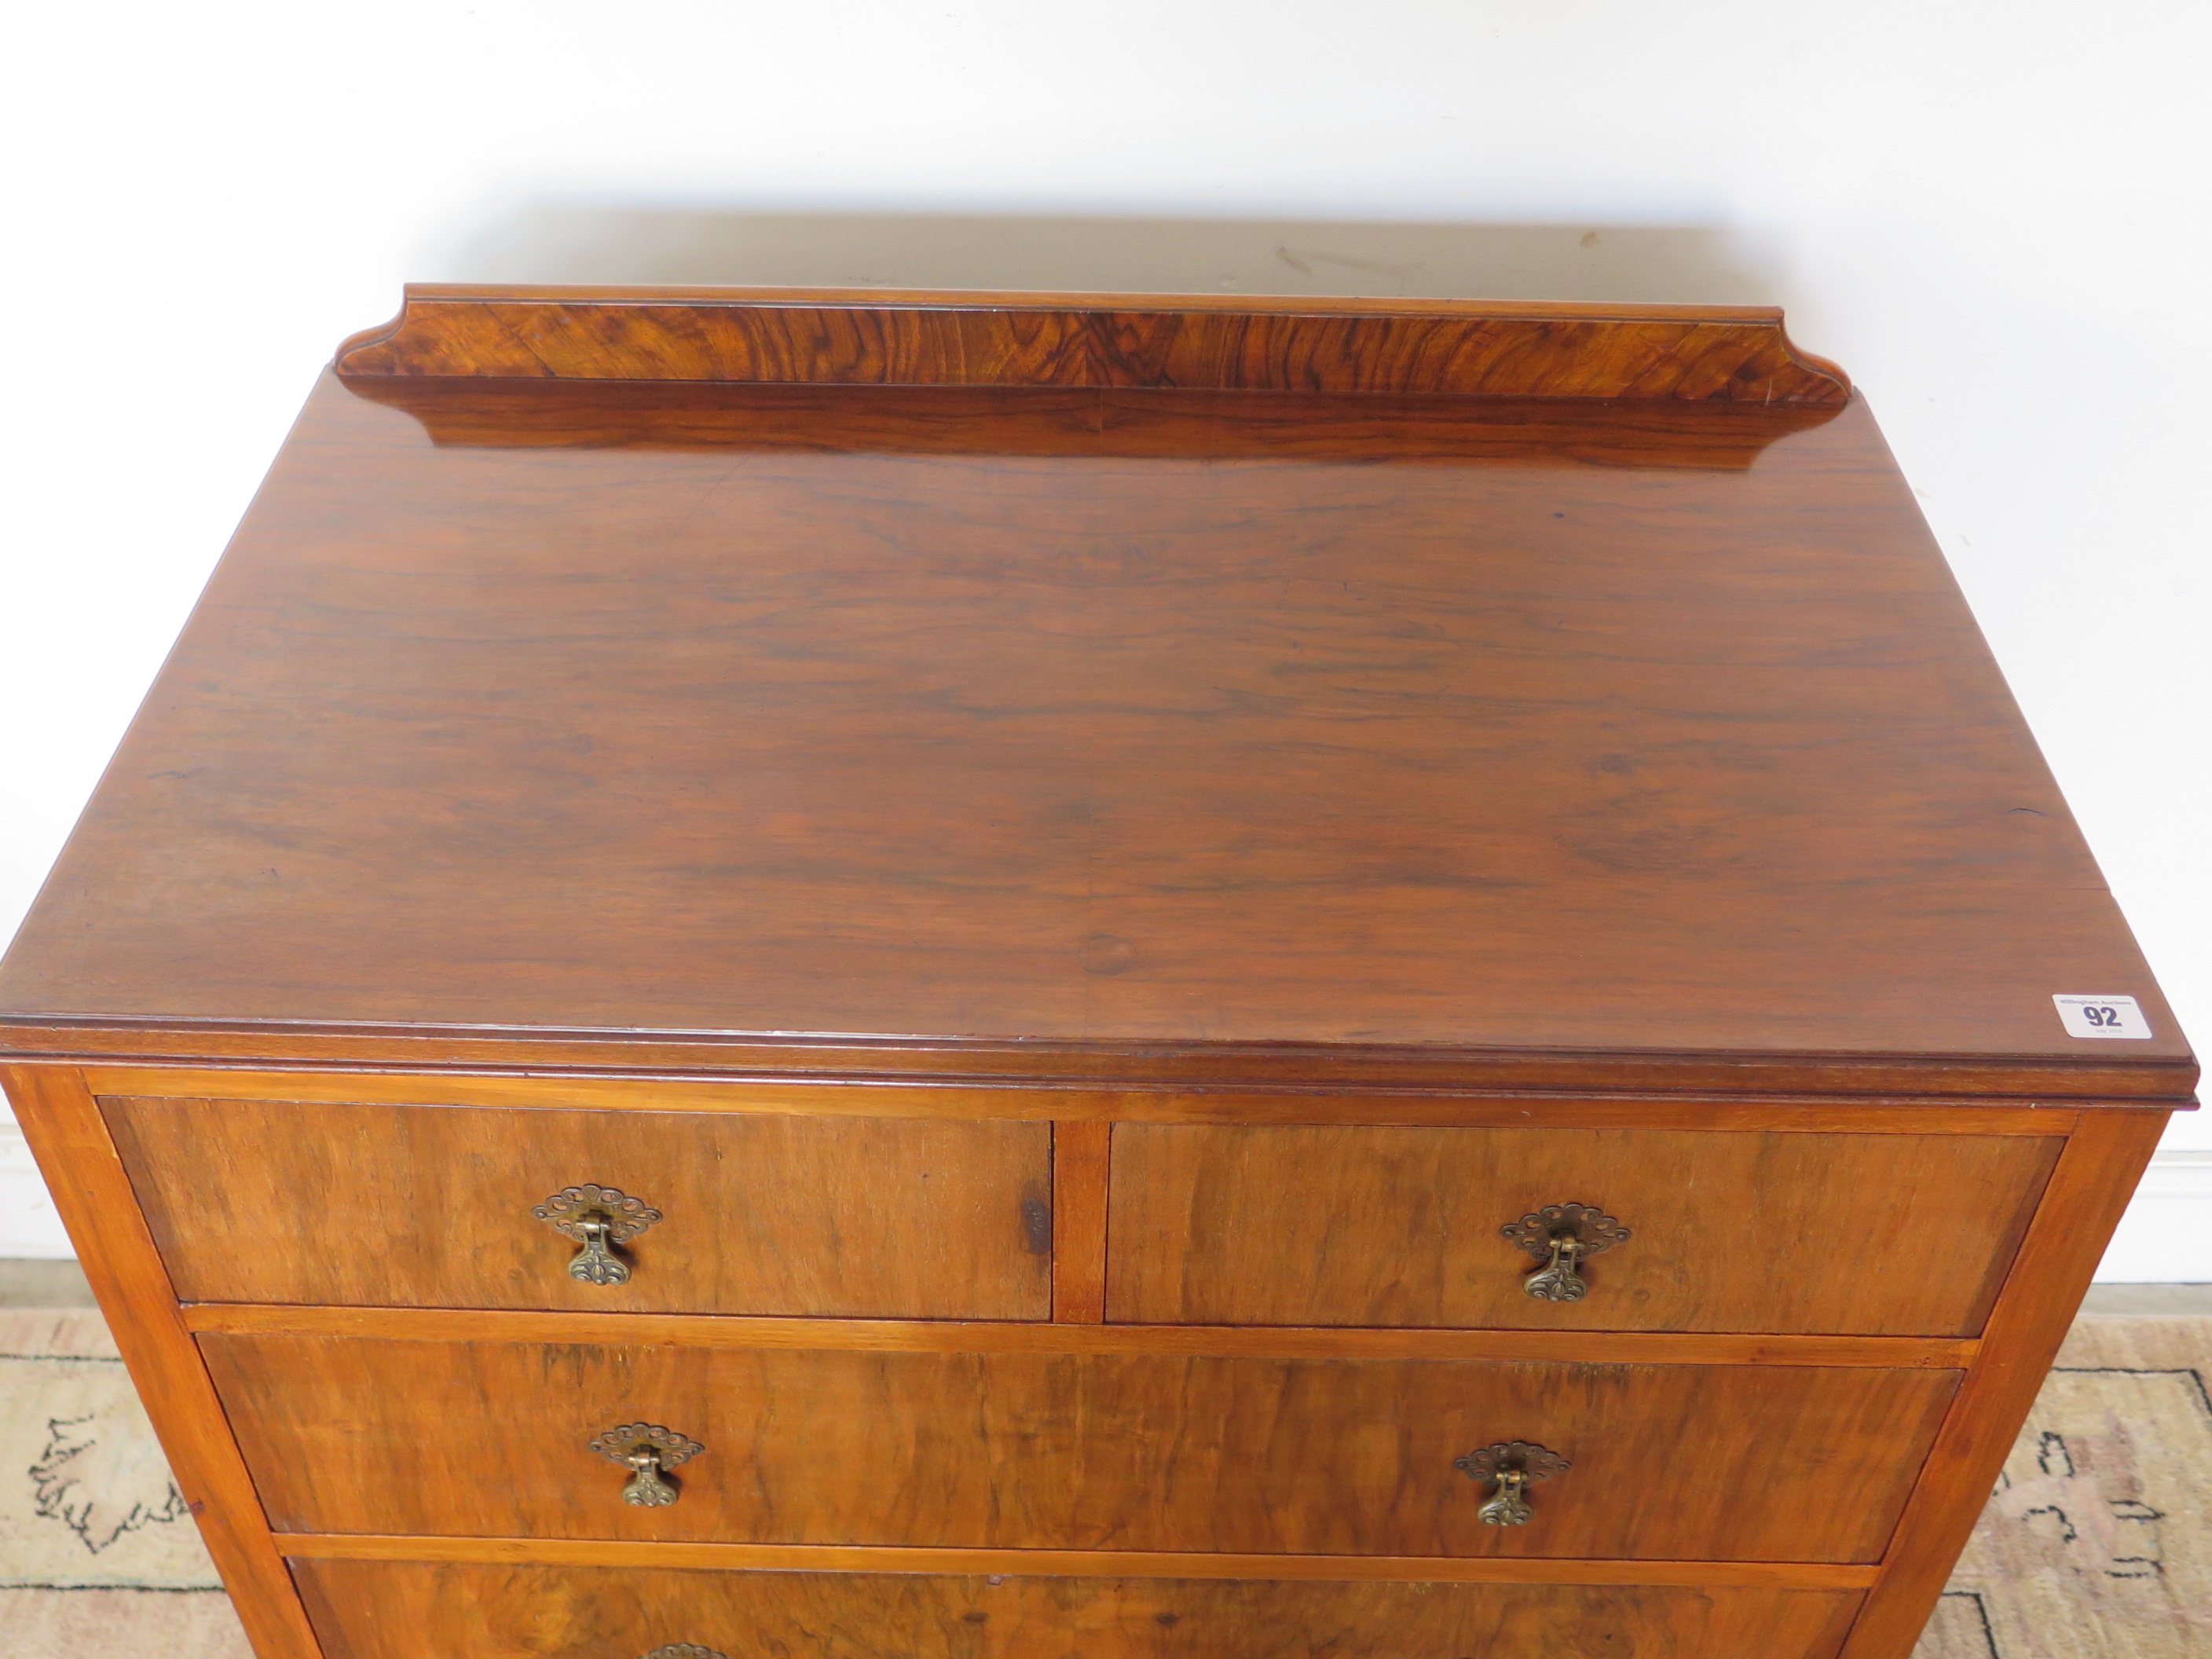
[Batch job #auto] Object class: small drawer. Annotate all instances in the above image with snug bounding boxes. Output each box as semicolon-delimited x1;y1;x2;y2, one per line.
1106;1123;2058;1335
104;1094;1052;1320
203;1332;1957;1563
291;1558;1865;1659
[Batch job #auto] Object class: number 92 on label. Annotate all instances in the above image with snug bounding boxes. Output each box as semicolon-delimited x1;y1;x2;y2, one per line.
2052;994;2154;1039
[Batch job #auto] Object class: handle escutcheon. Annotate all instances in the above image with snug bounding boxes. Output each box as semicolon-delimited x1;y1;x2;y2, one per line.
536;1185;662;1285
1501;1202;1628;1302
589;1421;702;1507
1454;1440;1570;1527
640;1647;728;1659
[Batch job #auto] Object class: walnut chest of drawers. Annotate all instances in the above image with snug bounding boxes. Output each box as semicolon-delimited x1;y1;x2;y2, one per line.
1;287;2195;1659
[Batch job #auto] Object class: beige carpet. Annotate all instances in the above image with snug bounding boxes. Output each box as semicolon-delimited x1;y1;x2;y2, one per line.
1;1309;2206;1658
1915;1316;2212;1659
0;1311;247;1659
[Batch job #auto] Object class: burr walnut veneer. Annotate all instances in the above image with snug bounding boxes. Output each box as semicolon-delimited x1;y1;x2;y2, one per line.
0;287;2193;1659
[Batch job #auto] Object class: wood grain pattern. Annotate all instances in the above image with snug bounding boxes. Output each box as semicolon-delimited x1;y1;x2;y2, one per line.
0;371;2189;1099
289;1558;1866;1659
1108;1125;2057;1335
199;1334;1957;1562
334;286;1853;403
179;1301;1979;1368
1051;1122;1110;1322
0;291;2192;1659
0;1065;324;1659
19;1031;2178;1101
75;1066;2102;1130
103;1094;1050;1319
277;1533;1881;1588
345;375;1840;467
1840;1108;2169;1658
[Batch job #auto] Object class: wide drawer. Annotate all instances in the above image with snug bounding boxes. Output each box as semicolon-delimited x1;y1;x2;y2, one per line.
291;1559;1865;1659
104;1095;1053;1319
203;1335;1958;1562
1108;1123;2058;1334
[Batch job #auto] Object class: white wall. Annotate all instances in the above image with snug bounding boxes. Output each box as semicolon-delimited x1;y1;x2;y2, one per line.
2;1;2206;1273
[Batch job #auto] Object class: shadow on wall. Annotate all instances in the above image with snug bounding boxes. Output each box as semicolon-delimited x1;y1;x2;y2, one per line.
434;208;1789;307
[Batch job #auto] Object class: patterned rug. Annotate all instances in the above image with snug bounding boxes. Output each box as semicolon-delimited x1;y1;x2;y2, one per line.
1;1309;2206;1658
1915;1317;2212;1658
0;1311;246;1659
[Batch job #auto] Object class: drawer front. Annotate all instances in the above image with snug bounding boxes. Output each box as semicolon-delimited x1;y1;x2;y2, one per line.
1108;1124;2057;1334
204;1335;1957;1562
292;1559;1864;1659
105;1095;1052;1319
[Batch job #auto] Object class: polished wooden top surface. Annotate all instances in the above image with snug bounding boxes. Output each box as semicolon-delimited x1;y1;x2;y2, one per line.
0;297;2189;1093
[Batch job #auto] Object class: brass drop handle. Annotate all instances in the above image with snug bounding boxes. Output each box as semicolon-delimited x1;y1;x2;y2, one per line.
1501;1203;1628;1302
1480;1466;1535;1527
588;1422;702;1507
1455;1441;1569;1527
622;1448;677;1507
1529;1233;1585;1302
573;1216;620;1281
535;1184;662;1285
